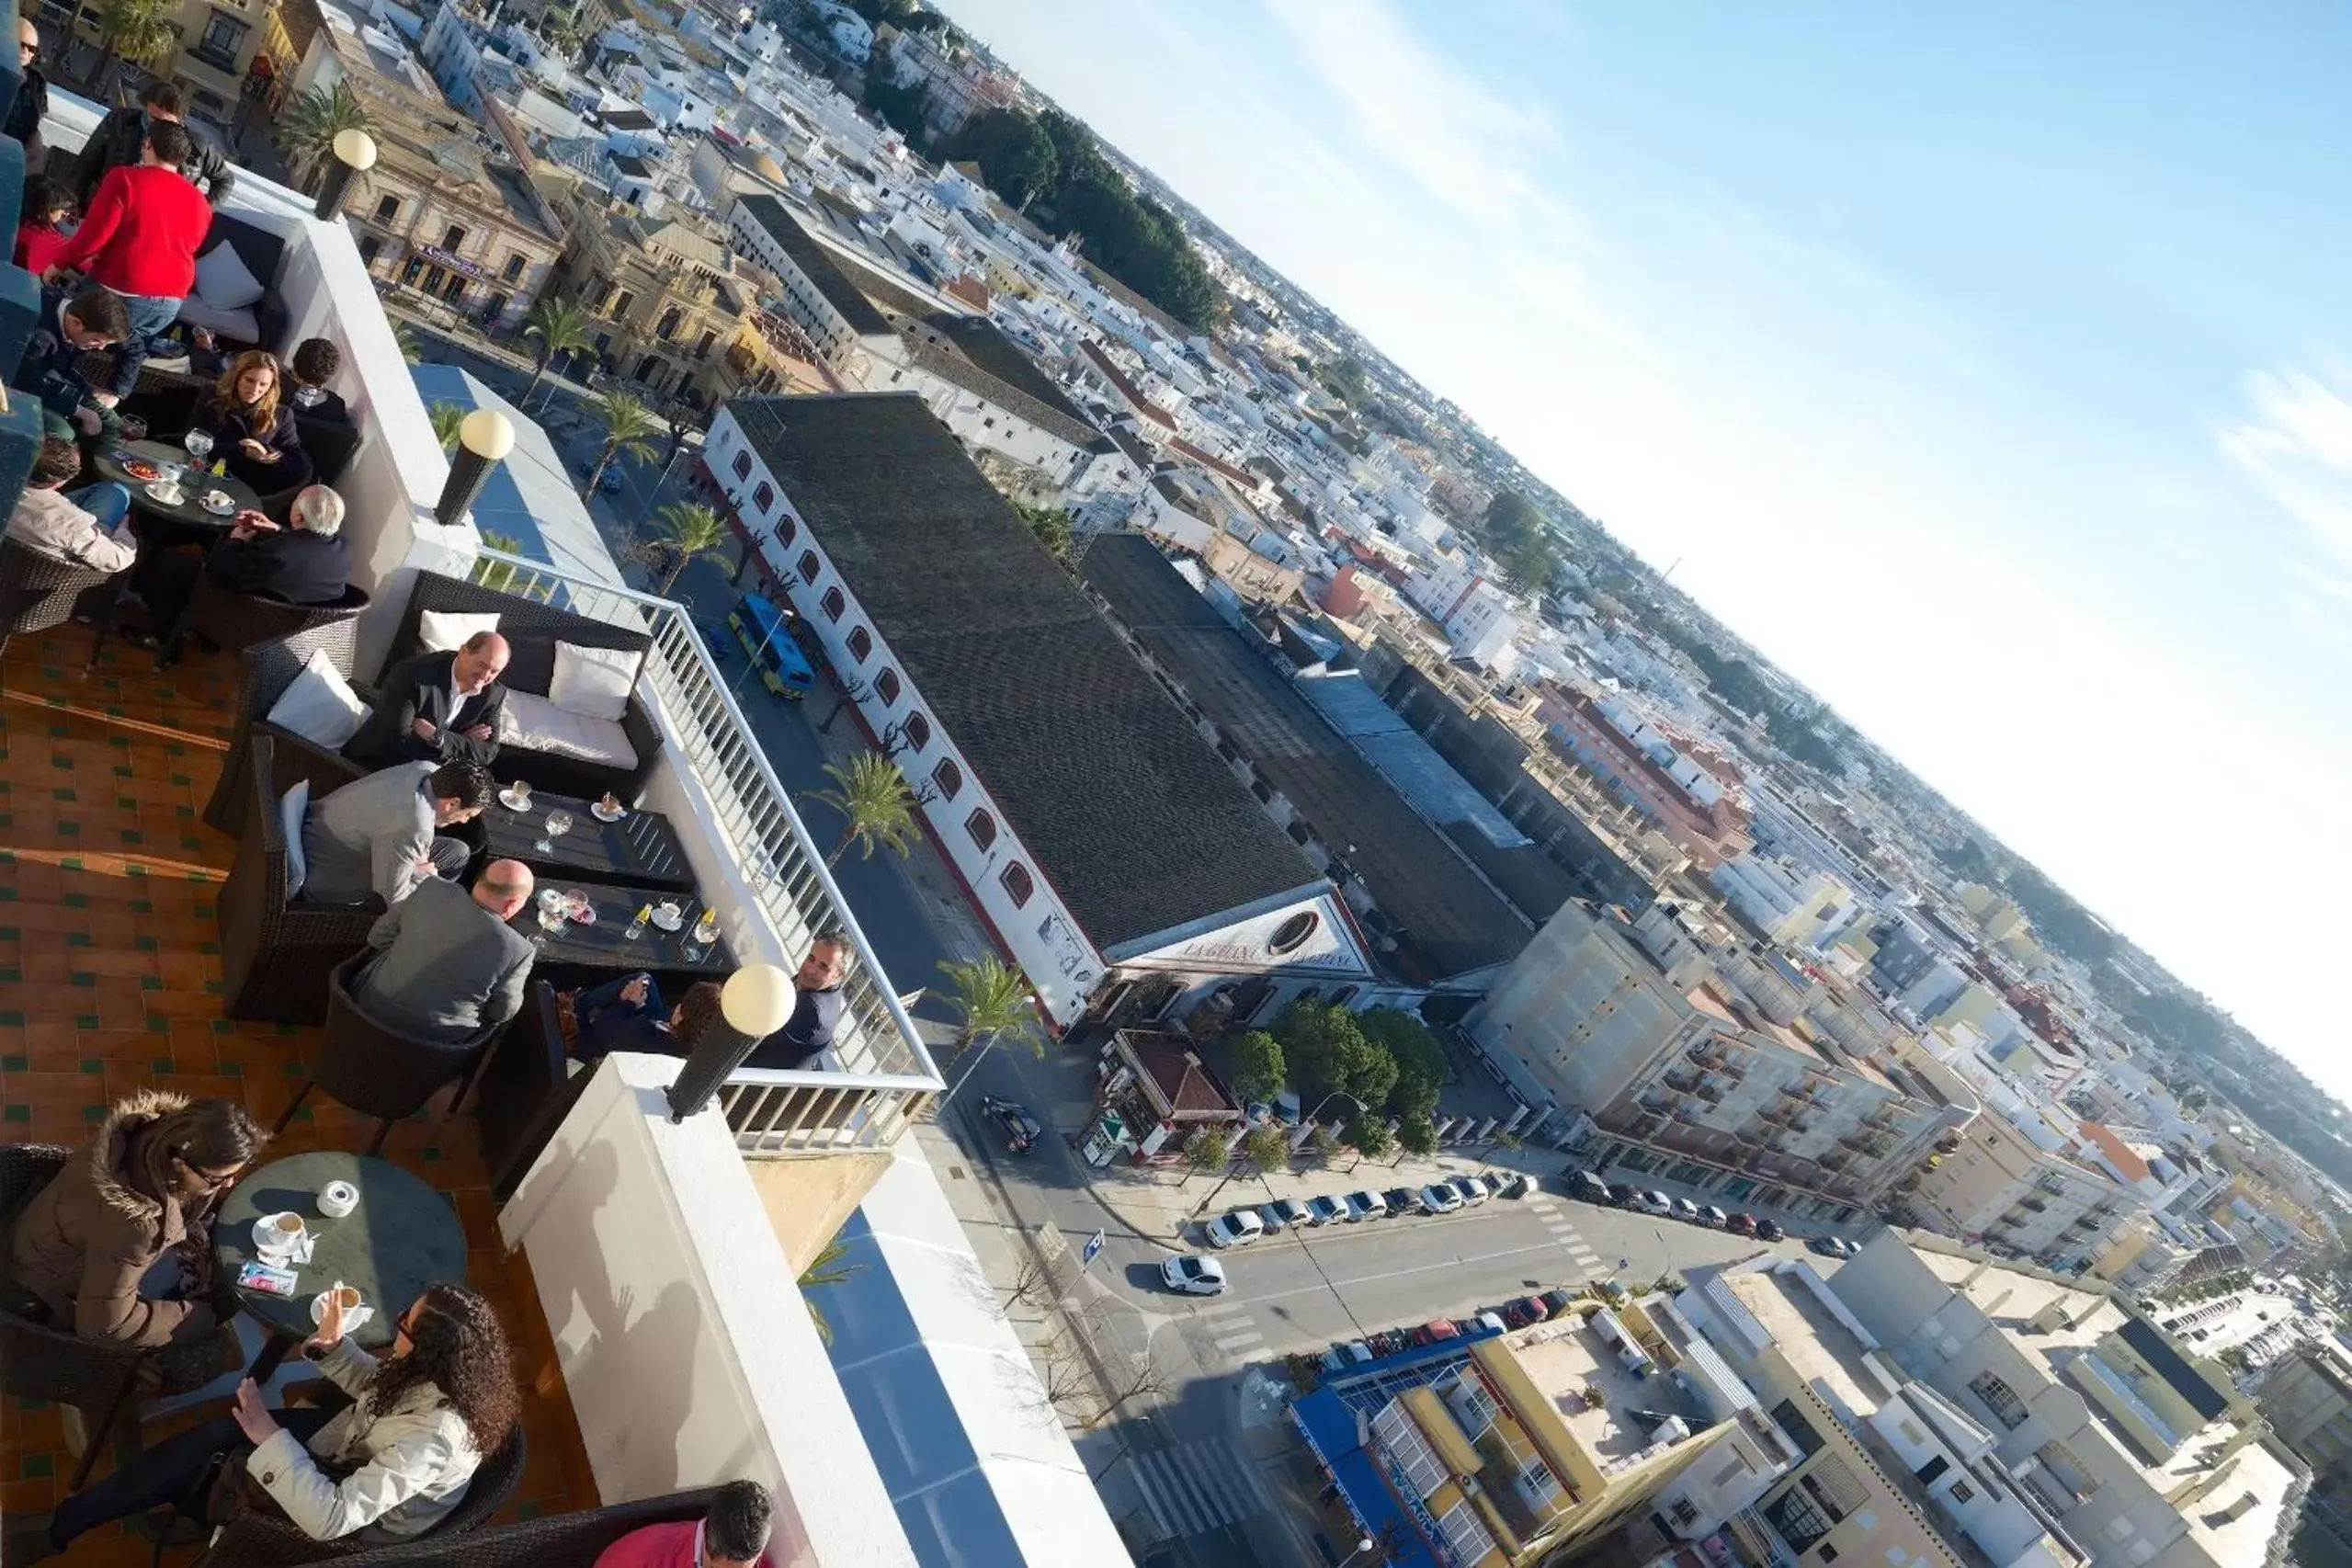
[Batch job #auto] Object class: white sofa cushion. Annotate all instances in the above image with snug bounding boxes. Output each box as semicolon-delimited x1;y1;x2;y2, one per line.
548;642;642;722
265;650;368;751
195;241;266;310
279;778;310;900
499;689;638;768
173;295;259;344
418;609;501;653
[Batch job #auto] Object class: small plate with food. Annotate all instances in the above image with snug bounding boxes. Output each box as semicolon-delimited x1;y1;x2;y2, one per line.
121;458;162;483
590;793;624;823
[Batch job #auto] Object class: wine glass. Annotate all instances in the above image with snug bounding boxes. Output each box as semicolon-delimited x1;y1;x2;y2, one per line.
183;427;214;465
536;808;574;857
535;887;569;935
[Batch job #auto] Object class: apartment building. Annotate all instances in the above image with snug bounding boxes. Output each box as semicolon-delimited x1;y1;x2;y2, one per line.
549;202;769;405
876;312;1104;495
1893;1107;2150;1269
1405;553;1522;671
1711;854;1864;950
1540;686;1755;869
33;0;269;123
1467;900;1978;1220
727;192;904;379
1830;1238;2306;1568
883;24;1017;138
2258;1343;2352;1481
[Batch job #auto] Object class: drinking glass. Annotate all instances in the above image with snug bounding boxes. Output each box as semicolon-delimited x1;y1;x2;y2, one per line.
183;428;214;463
536;808;574;856
535;888;569;935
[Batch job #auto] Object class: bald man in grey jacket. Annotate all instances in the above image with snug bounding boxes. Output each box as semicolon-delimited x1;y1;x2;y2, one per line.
353;859;538;1043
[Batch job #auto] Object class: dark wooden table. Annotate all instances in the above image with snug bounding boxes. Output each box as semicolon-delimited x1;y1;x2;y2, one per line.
85;439;265;668
514;876;734;982
482;787;696;893
213;1151;467;1381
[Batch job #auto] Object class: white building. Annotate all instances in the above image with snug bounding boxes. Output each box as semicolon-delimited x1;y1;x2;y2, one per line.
1403;552;1520;669
1710;854;1863;950
727;193;903;377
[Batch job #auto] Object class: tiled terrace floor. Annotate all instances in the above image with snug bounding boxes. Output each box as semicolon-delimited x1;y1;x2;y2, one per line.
0;628;598;1563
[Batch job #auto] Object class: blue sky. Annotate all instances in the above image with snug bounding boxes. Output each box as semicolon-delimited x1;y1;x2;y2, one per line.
943;1;2352;1099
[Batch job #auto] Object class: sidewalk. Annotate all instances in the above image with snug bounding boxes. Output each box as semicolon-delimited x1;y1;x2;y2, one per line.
1585;1157;1880;1246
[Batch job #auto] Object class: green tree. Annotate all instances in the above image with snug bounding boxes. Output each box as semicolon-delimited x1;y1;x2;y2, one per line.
580;389;661;502
862;74;931;148
475;531;526;594
279;82;371;192
1273;1001;1398;1114
427;403;467;453
1477;489;1562;596
1345;1110;1393;1159
1015;502;1074;567
807;753;919;869
390;318;422;366
1395;1113;1438;1158
798;1235;862;1346
1358;1007;1445;1123
937;953;1036;1057
648;502;732;595
1320;355;1369;404
1226;1030;1286;1108
1241;1124;1290;1176
520;297;595;412
940;108;1059;209
1180;1127;1227;1183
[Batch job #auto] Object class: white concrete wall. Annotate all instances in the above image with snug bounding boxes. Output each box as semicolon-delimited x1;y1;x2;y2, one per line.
499;1055;918;1567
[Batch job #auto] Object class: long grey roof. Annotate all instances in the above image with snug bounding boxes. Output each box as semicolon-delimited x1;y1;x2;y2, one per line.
735;193;893;336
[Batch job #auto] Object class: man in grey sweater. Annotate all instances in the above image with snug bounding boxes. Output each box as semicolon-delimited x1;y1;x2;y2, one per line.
354;859;538;1043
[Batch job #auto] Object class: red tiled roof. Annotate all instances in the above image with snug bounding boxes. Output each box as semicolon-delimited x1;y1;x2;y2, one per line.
1079;340;1176;430
1129;1037;1238;1119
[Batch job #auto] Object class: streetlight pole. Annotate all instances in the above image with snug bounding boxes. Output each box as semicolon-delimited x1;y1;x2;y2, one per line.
1338;1536;1378;1566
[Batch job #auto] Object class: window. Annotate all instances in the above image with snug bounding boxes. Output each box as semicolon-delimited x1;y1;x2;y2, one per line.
846;628;873;663
1268;910;1320;955
1772;1400;1825;1458
1915;1456;1949;1486
611;290;635;319
1968;1372;2029;1431
875;670;902;706
694;329;717;358
1948;1480;1975;1505
374;194;400;223
657;307;682;341
777;515;796;544
1000;863;1033;908
632;354;662;383
904;714;930;752
820;587;845;621
733;451;753;481
441;272;467;303
963;806;994;848
935;759;963;799
1819;1550;1838;1564
1669;1499;1700;1528
796;551;820;584
195;9;245;64
593;281;615;311
1762;1483;1835;1555
503;253;525;281
442;224;467;253
358;235;381;265
1433;1501;1497;1566
750;483;777;517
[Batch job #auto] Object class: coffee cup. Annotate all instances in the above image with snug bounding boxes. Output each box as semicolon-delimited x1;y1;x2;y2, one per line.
329;1285;361;1312
258;1211;306;1255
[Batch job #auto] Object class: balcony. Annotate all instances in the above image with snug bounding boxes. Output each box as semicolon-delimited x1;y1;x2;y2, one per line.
0;96;1108;1563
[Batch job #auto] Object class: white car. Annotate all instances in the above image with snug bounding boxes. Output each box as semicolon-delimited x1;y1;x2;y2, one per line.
1419;1183;1465;1214
1450;1176;1492;1207
1306;1195;1348;1226
1206;1210;1266;1249
1161;1255;1229;1296
1344;1190;1387;1222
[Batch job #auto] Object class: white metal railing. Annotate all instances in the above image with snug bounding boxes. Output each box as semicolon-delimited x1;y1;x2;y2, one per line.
471;551;942;1153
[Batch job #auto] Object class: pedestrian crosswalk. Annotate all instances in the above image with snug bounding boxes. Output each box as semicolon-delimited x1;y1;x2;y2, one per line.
1125;1437;1276;1540
1528;1195;1607;1278
1192;1300;1269;1368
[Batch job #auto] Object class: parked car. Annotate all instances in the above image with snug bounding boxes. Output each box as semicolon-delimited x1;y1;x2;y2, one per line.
1631;1189;1674;1215
1724;1212;1758;1236
1345;1190;1387;1222
1755;1219;1785;1242
1502;1294;1548;1328
1307;1195;1348;1226
1471;1311;1507;1335
1699;1204;1729;1229
1321;1340;1374;1372
1809;1235;1853;1259
1410;1318;1463;1346
1161;1255;1228;1296
1494;1173;1530;1199
1607;1182;1641;1208
1671;1197;1702;1224
1206;1210;1266;1249
1450;1176;1492;1207
1382;1187;1421;1215
1564;1170;1614;1206
1269;1198;1312;1229
979;1096;1043;1154
1539;1288;1577;1320
1419;1183;1465;1214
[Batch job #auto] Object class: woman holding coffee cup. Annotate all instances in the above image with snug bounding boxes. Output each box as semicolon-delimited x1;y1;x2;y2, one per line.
12;1281;519;1560
1;1091;266;1392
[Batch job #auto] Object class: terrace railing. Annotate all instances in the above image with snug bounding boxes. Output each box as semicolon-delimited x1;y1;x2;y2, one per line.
470;551;941;1153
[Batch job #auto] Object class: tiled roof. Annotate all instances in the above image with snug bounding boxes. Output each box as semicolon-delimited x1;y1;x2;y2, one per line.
735;193;893;336
730;396;1321;951
894;319;1097;449
1078;340;1176;430
920;313;1091;429
1129;1037;1238;1119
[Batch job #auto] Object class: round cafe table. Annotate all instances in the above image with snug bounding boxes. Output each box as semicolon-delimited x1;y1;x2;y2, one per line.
89;437;264;530
213;1151;468;1381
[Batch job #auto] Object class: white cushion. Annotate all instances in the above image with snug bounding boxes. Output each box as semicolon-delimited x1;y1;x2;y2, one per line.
548;642;642;722
279;778;310;900
195;241;266;311
265;650;368;750
172;296;259;343
418;609;501;653
498;689;638;768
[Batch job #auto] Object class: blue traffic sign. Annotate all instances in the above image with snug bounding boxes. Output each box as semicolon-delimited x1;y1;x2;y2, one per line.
1082;1230;1106;1268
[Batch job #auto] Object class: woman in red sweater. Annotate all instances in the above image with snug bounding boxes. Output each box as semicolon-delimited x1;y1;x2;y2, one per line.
12;177;73;277
43;119;212;402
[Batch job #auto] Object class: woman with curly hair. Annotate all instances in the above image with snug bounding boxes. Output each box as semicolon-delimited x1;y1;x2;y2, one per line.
12;1282;519;1560
190;347;311;494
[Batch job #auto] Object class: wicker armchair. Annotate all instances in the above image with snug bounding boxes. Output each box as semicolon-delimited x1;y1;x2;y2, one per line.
183;1423;527;1568
216;736;382;1025
0;537;121;662
202;619;365;835
277;953;506;1155
203;1486;720;1568
164;575;369;668
0;1144;150;1490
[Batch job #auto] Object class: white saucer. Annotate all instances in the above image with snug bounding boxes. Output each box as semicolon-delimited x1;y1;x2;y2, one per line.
498;789;531;812
252;1214;305;1256
310;1290;360;1325
144;482;186;506
200;491;235;516
650;909;684;932
591;802;623;822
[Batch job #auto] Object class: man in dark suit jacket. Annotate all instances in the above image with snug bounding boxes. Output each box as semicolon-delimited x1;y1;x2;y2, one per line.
354;859;538;1044
344;632;509;769
131;485;349;654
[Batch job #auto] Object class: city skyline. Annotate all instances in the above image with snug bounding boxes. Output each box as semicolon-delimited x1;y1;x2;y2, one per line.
946;0;2352;1104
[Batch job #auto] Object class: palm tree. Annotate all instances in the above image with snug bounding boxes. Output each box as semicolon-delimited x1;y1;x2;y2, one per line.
933;954;1040;1109
520;297;594;412
580;389;660;502
390;318;422;366
797;1235;863;1347
93;0;174;83
649;503;731;595
476;530;526;594
280;82;371;193
428;403;467;453
806;754;917;869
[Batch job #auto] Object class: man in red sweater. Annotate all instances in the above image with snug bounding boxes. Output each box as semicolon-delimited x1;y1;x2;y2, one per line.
591;1480;775;1568
43;119;212;402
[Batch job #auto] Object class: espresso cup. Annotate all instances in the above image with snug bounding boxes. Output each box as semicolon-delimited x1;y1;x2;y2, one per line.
330;1286;361;1312
259;1211;306;1254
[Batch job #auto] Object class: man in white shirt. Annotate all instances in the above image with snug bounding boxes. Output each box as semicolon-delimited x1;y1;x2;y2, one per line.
5;437;134;574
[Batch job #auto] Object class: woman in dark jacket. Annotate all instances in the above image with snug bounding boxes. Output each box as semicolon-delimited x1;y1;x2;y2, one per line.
193;349;312;494
3;1091;267;1390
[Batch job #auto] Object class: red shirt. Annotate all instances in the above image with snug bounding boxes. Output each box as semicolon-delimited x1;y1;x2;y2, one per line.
591;1519;774;1568
51;165;213;299
15;224;70;276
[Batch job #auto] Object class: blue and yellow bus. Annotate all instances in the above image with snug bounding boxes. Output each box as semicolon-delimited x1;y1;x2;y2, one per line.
724;592;816;699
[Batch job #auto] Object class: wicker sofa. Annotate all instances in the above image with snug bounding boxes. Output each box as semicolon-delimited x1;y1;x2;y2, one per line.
369;573;665;804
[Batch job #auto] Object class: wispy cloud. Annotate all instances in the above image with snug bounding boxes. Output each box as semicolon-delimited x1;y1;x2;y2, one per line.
2217;364;2352;565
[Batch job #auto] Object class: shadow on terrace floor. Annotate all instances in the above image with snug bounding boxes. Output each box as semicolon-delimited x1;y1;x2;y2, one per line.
0;627;598;1564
